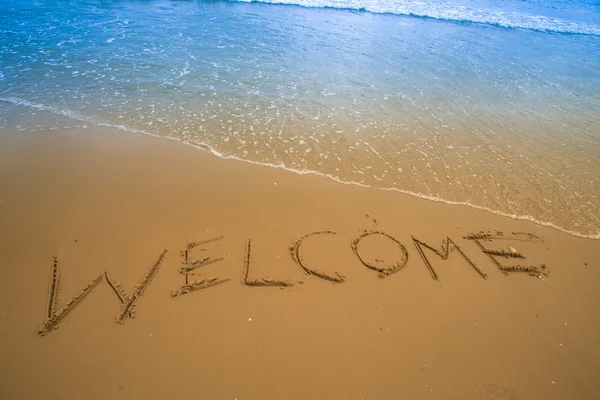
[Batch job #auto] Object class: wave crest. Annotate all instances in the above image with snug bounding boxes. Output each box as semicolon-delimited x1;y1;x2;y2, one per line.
232;0;600;35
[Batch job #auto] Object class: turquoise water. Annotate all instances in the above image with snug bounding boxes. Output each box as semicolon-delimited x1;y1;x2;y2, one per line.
1;0;599;237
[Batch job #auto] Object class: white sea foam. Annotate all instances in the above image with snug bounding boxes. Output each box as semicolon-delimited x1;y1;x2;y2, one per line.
1;96;598;240
232;0;600;36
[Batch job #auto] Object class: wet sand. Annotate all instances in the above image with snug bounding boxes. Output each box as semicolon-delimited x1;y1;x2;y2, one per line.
0;127;599;400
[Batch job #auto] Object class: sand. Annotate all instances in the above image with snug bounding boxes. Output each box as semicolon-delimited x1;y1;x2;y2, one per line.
0;126;599;400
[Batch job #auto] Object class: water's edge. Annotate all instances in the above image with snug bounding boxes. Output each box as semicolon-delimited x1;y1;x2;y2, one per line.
3;96;598;240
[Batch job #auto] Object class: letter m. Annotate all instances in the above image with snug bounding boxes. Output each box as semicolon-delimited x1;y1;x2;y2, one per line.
411;236;488;280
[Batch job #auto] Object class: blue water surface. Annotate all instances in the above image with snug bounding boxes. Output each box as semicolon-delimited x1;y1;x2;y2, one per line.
1;0;599;237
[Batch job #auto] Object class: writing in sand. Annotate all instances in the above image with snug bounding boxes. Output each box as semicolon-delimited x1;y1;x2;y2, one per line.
38;229;548;336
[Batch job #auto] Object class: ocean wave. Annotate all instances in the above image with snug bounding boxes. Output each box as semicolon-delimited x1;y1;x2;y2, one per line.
232;0;600;36
2;96;599;240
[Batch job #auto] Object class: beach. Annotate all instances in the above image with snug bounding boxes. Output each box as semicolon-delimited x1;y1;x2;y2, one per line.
2;0;600;398
1;124;599;399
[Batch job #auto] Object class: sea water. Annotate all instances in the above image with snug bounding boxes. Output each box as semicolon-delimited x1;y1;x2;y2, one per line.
1;0;599;237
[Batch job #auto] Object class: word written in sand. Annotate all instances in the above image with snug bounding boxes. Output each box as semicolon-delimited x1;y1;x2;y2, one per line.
38;230;547;336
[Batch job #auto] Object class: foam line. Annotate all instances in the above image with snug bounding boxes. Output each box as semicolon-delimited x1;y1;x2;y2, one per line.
1;96;598;240
231;0;600;36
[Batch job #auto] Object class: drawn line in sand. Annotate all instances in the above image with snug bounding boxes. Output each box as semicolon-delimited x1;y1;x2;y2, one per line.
171;277;231;297
172;236;229;297
352;231;408;278
470;239;547;277
109;249;168;324
104;271;134;318
463;231;547;277
243;239;294;287
290;231;345;283
183;236;224;285
38;257;103;336
180;257;224;274
482;249;525;259
412;236;488;280
47;256;59;319
187;236;225;250
463;230;543;243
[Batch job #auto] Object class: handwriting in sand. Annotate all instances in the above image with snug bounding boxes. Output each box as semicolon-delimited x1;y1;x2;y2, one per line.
38;230;547;335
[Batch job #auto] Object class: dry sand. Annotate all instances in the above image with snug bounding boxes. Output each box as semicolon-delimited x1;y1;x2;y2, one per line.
0;127;599;400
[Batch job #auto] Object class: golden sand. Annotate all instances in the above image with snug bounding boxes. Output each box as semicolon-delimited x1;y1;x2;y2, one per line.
0;127;599;399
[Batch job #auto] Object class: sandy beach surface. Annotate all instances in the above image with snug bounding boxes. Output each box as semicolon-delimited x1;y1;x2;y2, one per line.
0;126;599;400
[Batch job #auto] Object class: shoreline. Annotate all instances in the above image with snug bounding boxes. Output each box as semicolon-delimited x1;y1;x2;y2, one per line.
1;97;598;241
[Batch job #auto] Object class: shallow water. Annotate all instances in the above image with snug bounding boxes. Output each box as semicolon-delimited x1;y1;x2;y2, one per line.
1;0;599;237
